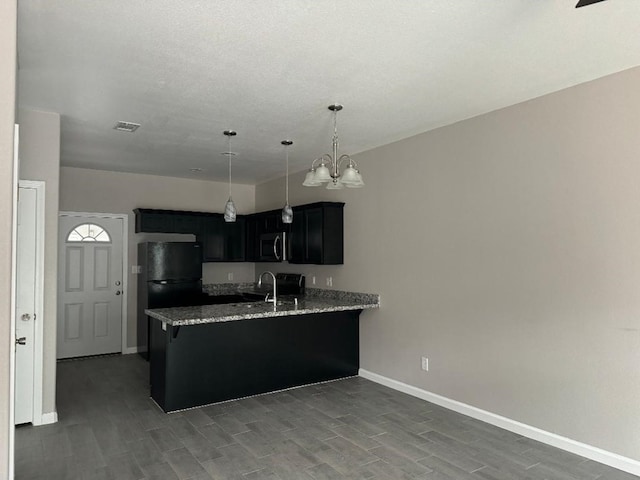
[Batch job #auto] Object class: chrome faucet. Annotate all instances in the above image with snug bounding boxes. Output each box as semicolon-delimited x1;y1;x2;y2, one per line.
257;271;277;304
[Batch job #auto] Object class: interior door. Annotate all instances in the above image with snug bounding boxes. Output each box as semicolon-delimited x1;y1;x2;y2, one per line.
15;186;37;424
57;215;123;359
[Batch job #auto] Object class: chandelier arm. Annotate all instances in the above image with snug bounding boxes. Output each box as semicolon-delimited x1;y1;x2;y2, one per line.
337;154;354;169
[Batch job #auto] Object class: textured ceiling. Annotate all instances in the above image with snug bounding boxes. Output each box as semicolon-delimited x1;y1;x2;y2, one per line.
17;0;640;185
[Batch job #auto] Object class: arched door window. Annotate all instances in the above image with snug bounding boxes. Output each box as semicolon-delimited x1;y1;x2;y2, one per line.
66;223;111;242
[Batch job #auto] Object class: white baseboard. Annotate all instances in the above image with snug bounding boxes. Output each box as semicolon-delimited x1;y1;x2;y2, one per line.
33;410;57;426
123;346;139;355
358;369;640;477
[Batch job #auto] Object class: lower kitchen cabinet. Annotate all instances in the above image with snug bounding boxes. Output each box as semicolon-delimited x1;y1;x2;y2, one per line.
150;311;359;412
290;202;344;265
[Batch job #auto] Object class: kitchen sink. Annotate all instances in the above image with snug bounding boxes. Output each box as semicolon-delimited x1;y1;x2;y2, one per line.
229;300;297;309
229;303;259;309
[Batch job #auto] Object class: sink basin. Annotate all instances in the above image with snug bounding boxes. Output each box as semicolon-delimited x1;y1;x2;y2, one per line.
229;303;259;309
229;300;296;309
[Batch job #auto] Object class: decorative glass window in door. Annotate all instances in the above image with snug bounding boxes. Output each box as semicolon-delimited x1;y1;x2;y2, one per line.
67;223;111;242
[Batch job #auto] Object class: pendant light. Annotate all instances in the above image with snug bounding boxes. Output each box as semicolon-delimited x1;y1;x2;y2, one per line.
281;140;293;224
303;104;364;189
222;130;237;222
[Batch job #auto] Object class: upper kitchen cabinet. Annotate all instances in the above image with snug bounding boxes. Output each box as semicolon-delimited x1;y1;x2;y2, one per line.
134;208;202;234
254;209;284;235
245;215;258;262
197;214;246;262
289;202;344;265
134;202;344;264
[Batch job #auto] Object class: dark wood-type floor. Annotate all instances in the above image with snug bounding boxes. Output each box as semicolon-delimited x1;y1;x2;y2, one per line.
15;354;638;479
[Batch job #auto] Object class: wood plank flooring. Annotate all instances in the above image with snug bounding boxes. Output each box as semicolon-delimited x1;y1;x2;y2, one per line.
15;354;638;479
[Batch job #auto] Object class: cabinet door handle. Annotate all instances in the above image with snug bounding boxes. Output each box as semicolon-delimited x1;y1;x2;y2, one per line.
274;235;281;261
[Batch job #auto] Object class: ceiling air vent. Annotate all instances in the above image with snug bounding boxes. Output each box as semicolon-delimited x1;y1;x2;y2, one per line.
113;121;141;133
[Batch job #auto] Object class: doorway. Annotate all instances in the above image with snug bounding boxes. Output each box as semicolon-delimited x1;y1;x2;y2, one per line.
14;180;45;426
57;212;128;359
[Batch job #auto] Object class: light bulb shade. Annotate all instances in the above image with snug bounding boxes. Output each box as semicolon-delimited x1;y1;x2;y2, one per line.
282;203;293;224
224;197;237;222
303;170;321;187
339;165;359;185
313;164;332;183
326;179;345;190
345;171;364;188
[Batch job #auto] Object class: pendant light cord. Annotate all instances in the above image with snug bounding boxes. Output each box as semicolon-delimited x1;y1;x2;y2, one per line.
333;108;338;145
227;135;232;198
285;145;289;204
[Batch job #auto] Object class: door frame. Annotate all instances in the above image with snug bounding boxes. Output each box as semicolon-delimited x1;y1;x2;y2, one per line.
17;180;46;425
58;211;129;355
9;125;19;480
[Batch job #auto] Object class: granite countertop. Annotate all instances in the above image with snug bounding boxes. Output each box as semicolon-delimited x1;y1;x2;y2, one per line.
145;286;380;326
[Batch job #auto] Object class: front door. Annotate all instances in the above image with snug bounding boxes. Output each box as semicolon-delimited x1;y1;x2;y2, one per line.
57;215;124;359
15;186;37;424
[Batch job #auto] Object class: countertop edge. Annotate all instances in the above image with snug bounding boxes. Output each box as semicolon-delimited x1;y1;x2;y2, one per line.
146;302;379;326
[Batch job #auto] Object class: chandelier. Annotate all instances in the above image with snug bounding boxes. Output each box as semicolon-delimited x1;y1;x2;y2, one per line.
303;104;364;190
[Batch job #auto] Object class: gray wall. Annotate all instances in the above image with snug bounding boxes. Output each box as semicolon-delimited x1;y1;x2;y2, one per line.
0;0;17;475
255;66;640;461
18;109;61;416
59;167;256;349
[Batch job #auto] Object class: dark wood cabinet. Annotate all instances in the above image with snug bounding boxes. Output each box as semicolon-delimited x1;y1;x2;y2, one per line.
252;210;283;235
245;215;259;262
223;217;246;262
262;210;283;234
289;202;344;265
198;214;224;261
134;209;203;234
150;310;359;411
172;213;202;234
197;215;246;262
134;202;343;265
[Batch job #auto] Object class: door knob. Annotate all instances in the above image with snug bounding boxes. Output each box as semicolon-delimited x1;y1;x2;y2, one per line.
15;337;26;345
20;313;31;321
116;290;121;295
115;280;121;286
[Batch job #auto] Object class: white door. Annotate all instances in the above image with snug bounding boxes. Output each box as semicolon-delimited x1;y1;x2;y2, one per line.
57;215;124;359
15;186;37;424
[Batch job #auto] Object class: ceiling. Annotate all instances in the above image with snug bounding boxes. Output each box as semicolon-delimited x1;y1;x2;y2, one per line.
17;1;640;185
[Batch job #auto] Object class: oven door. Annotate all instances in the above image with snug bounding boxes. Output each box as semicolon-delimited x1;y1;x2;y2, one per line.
258;232;286;262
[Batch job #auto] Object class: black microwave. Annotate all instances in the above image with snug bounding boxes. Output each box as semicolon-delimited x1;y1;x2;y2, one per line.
259;232;287;262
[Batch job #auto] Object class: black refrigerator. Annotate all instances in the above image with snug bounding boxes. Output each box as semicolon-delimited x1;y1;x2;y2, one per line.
137;242;203;360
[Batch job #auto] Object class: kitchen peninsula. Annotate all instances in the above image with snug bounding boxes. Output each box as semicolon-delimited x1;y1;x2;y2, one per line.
145;288;379;412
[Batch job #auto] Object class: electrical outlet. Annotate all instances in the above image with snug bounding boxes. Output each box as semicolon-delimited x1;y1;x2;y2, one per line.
311;276;316;285
421;357;429;371
326;277;333;287
227;272;234;281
